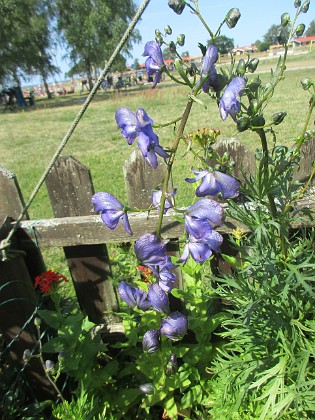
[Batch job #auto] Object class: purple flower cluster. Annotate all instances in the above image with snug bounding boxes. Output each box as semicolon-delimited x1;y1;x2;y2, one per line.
219;77;246;121
186;169;240;199
115;107;169;169
200;45;219;93
151;188;177;214
179;199;224;264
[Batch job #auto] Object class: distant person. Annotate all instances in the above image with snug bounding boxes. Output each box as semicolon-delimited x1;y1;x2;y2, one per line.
81;78;88;92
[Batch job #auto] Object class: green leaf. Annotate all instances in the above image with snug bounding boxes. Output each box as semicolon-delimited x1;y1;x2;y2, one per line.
181;385;203;409
37;309;62;329
164;396;178;419
42;337;64;353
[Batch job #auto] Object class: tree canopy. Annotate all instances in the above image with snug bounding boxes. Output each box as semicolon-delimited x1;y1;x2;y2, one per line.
207;35;234;54
305;19;315;36
263;24;290;46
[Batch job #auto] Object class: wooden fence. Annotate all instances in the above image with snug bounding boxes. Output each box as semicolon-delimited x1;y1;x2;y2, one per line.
1;137;315;399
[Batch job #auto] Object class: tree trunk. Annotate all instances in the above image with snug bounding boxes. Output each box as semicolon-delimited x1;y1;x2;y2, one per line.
42;74;52;99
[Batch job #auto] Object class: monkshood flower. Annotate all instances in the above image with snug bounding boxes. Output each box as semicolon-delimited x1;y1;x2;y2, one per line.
115;107;169;169
219;77;246;122
151;188;177;214
143;41;165;88
143;329;160;353
148;283;170;313
178;225;223;264
92;192;133;236
158;257;177;293
160;312;188;341
200;45;219;93
186;169;240;199
118;281;151;311
185;198;224;239
134;233;168;271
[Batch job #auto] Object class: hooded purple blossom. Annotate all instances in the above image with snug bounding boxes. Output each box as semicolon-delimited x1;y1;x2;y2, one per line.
185;198;224;238
148;283;170;313
178;224;223;264
186;169;240;199
200;45;219;93
143;41;165;88
134;234;169;272
115;107;169;169
219;77;246;121
143;329;160;353
158;257;177;292
92;192;133;236
160;312;188;341
118;281;151;311
151;188;177;214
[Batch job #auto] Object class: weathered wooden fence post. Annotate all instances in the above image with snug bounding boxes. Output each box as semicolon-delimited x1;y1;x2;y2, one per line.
0;166;55;400
45;156;119;324
124;150;183;308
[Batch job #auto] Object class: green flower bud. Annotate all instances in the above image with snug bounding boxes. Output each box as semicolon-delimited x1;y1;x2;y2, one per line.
248;99;259;116
139;383;155;395
247;58;259;73
251;115;266;128
237;115;251;132
177;34;185;46
45;360;55;372
155;29;161;37
295;23;305;37
272;112;287;125
294;0;301;7
225;8;241;29
168;0;186;15
166;353;178;376
301;78;313;90
169;41;177;53
164;25;172;35
248;77;262;92
214;164;222;171
34;317;41;327
155;34;163;45
23;349;32;363
281;13;290;27
236;59;246;76
301;0;310;13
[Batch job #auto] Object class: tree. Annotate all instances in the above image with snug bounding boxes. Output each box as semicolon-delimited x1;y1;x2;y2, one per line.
0;0;58;90
162;46;176;60
55;0;141;90
263;24;290;46
305;19;315;36
133;58;140;70
181;51;190;57
207;35;234;54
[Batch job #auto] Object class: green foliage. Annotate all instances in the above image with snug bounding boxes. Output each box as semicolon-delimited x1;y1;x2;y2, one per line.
305;19;315;36
208;35;234;54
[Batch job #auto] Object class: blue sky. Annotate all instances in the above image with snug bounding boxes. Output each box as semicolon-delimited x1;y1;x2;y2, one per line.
45;0;314;82
129;0;314;63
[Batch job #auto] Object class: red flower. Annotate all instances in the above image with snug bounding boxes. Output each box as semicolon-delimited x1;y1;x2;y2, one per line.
137;265;154;282
34;270;69;294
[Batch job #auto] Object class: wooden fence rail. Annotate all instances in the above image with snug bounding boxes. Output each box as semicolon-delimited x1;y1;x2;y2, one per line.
1;138;314;399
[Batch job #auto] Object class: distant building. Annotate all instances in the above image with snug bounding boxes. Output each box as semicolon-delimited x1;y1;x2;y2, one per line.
292;35;315;47
232;45;257;55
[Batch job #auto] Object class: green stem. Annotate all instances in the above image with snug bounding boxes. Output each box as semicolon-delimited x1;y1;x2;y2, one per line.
153;116;182;129
296;88;315;150
156;99;193;237
186;2;214;39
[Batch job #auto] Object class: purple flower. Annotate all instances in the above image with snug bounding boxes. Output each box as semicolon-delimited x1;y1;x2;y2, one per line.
134;234;168;271
92;192;133;236
148;283;170;313
143;329;160;353
200;45;218;93
185;199;224;237
158;258;177;293
160;312;188;341
143;41;165;88
186;169;240;199
115;107;169;169
219;77;246;121
118;281;151;311
151;188;177;214
178;225;223;264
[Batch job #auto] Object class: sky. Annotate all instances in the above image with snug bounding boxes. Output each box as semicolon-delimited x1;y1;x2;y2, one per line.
30;0;314;84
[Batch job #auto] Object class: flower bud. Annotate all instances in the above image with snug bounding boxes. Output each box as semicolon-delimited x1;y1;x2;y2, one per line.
164;25;172;35
247;58;259;73
160;312;188;341
187;63;198;76
23;349;31;363
251;115;265;128
295;23;305;37
34;317;41;327
272;112;287;125
248;77;261;92
236;59;246;76
301;78;313;90
225;8;241;29
140;383;155;395
166;353;178;376
301;0;310;13
148;284;170;313
169;41;177;53
248;99;259;116
237;115;251;132
45;360;55;372
294;0;301;7
177;34;185;47
168;0;186;15
155;29;161;37
155;34;163;45
143;330;160;353
281;13;290;27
